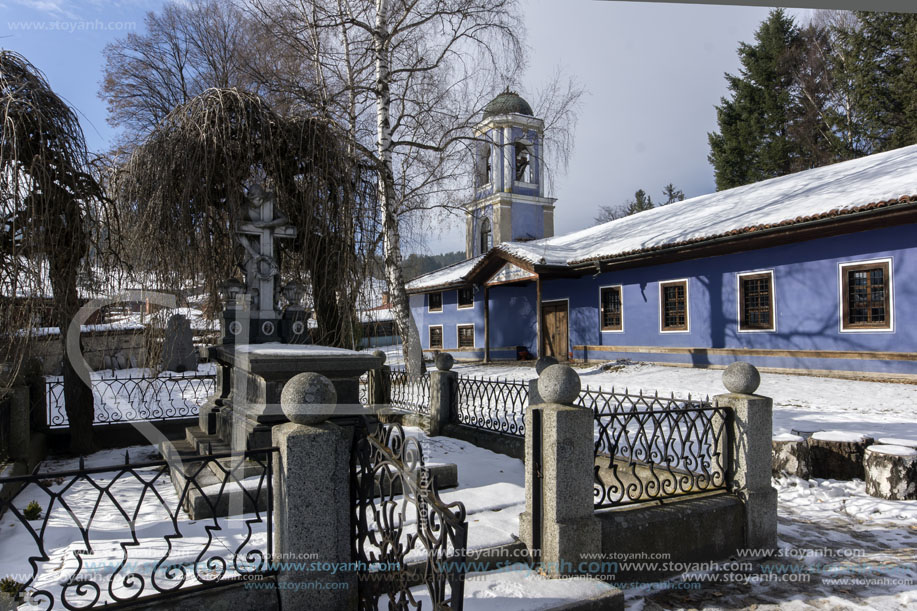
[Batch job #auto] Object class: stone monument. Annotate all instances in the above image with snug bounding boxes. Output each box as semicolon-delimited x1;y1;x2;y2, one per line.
161;314;198;372
163;183;382;516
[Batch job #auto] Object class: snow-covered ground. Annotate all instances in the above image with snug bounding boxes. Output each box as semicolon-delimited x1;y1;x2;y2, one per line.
628;475;917;611
6;358;916;609
0;446;269;609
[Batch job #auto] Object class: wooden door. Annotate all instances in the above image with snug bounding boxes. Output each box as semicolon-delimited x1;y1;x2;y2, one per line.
541;301;569;361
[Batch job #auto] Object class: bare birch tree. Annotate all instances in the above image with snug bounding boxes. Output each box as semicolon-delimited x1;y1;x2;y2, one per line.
248;0;526;374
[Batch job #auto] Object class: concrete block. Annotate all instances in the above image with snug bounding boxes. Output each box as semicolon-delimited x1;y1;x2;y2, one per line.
742;487;778;553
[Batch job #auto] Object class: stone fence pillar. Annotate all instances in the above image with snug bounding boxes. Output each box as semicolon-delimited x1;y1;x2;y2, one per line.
273;373;357;610
520;364;600;577
526;356;557;408
366;350;391;406
429;353;457;436
714;362;777;554
6;386;31;461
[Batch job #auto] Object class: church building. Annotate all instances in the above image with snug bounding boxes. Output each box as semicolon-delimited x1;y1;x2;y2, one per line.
406;91;917;381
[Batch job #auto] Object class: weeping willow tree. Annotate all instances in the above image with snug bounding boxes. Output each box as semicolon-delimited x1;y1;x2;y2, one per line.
116;88;377;349
1;50;113;455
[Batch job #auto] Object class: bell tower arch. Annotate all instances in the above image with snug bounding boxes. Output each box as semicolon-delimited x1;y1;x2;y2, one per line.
465;90;557;258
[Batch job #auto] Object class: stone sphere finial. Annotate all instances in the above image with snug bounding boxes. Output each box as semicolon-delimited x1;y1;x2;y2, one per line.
537;364;582;405
723;361;760;395
281;372;337;425
434;352;454;371
535;355;559;375
372;349;386;365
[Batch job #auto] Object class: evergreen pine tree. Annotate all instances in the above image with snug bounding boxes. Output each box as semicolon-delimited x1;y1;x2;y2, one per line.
625;189;654;215
708;9;802;190
839;11;917;152
661;183;685;204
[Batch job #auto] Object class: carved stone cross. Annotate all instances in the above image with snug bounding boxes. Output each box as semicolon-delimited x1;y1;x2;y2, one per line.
237;184;297;319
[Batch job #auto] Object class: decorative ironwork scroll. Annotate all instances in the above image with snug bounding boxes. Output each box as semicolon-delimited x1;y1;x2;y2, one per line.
579;387;729;509
455;375;528;437
351;420;467;610
0;447;276;609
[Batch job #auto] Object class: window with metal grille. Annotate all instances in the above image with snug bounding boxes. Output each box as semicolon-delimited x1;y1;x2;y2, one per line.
428;292;442;312
842;261;891;330
660;280;688;331
429;326;443;349
457;324;475;348
458;287;474;308
739;272;774;331
600;286;622;331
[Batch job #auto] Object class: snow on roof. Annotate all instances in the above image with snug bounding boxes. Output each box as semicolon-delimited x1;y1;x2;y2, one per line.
498;144;917;267
406;255;484;292
359;307;395;323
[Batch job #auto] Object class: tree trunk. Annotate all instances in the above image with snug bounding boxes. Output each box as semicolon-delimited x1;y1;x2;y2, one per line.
374;2;424;376
49;253;94;455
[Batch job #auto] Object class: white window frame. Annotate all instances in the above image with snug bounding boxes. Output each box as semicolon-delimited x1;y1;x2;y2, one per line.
428;324;444;349
427;291;443;313
838;257;895;333
658;279;690;334
736;270;777;333
456;323;475;349
598;284;624;333
457;286;475;310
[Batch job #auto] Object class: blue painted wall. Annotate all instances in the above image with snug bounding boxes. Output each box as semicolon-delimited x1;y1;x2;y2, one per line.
410;289;484;352
511;203;544;242
410;223;917;374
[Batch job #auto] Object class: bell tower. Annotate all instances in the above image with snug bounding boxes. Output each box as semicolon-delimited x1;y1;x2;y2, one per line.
465;90;557;258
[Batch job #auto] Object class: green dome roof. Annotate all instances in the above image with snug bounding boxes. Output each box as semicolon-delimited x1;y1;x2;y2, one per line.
483;90;534;119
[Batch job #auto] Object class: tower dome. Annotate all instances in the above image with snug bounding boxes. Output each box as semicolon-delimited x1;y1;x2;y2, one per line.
483;90;533;119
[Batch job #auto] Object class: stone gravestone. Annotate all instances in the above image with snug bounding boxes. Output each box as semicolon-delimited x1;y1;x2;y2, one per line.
161;314;198;373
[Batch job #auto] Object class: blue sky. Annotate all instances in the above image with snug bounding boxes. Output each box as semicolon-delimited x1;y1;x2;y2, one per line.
1;1;810;254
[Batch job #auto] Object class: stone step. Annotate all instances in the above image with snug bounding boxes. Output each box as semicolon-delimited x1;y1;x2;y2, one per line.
184;426;227;455
206;455;267;481
158;438;269;520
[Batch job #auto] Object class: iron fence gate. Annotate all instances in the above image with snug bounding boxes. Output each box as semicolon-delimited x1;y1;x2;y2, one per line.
351;419;467;610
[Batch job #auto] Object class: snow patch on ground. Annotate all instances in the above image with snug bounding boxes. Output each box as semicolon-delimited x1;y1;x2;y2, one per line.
412;563;616;610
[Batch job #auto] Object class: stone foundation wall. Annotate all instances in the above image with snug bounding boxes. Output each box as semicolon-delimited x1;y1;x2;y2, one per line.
597;494;745;582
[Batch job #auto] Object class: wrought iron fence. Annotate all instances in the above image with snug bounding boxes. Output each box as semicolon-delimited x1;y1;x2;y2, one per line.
351;419;467;610
0;446;277;609
46;372;215;428
456;375;528;437
385;370;431;414
579;386;729;509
